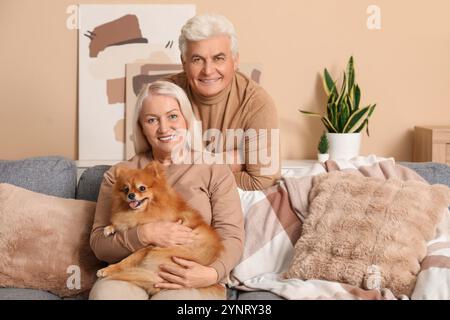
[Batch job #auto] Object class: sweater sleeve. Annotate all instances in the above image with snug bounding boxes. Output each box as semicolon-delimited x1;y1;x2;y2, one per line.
208;165;245;282
89;166;147;264
234;90;281;190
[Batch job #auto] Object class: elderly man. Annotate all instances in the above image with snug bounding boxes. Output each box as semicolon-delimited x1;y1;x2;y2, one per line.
165;13;280;191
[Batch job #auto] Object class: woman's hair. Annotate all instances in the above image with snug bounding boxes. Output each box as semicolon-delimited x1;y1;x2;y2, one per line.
179;13;239;59
133;80;202;156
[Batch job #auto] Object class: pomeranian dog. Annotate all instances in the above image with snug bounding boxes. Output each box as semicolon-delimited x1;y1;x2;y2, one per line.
96;161;224;297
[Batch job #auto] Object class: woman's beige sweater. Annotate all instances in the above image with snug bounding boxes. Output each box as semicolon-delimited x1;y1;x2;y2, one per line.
89;153;245;282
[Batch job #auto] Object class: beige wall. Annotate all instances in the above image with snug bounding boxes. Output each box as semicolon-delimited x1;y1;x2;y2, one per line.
1;0;449;161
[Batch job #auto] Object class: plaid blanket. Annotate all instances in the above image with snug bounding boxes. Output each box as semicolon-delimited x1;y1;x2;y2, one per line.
228;156;450;299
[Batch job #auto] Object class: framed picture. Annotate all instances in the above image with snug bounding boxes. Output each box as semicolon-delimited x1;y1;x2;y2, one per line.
78;4;195;161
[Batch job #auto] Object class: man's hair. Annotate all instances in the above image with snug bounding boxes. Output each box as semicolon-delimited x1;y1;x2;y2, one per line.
179;13;239;59
133;81;202;155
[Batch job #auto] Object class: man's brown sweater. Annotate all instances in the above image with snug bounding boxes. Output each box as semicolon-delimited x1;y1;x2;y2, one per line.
166;71;280;190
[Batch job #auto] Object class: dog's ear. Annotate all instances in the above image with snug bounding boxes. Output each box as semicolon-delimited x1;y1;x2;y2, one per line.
114;165;129;179
144;161;165;179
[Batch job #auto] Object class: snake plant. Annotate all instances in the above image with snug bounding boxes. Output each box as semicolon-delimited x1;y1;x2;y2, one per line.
299;56;376;135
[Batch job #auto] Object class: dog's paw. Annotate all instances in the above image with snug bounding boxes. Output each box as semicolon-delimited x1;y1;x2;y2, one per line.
103;225;115;237
147;286;161;296
96;268;109;278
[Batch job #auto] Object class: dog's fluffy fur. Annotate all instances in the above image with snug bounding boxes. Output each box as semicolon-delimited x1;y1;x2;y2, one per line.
96;161;224;298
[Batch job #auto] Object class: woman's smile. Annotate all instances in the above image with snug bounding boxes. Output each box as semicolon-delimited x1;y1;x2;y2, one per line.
140;94;188;161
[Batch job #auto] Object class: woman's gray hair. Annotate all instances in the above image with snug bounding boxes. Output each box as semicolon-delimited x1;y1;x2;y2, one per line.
179;13;239;59
133;80;202;156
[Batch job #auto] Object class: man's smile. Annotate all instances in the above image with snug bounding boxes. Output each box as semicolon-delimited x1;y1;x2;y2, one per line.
198;77;222;85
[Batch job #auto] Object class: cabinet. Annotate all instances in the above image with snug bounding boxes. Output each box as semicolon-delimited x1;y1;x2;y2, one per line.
413;126;450;165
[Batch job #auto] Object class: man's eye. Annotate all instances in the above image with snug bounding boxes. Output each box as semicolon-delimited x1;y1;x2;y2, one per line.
215;56;225;61
191;57;202;64
139;186;146;192
123;186;129;193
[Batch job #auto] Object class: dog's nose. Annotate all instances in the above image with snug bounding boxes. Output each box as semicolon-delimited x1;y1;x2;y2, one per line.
128;193;136;200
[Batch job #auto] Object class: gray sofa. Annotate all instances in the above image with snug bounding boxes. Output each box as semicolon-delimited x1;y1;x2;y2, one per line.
0;156;449;300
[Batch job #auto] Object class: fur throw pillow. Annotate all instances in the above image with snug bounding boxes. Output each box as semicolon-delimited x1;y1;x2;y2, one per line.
0;183;103;297
284;171;450;297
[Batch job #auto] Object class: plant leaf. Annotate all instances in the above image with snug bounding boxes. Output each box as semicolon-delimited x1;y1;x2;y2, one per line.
346;95;352;112
352;105;376;135
323;68;337;96
338;100;350;131
346;56;355;90
367;103;376;117
342;105;371;133
365;104;376;136
298;109;322;117
321;117;338;133
336;72;347;112
327;90;337;105
353;118;368;134
328;102;337;128
353;84;361;110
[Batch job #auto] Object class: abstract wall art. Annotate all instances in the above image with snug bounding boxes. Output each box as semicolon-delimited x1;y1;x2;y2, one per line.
78;4;195;161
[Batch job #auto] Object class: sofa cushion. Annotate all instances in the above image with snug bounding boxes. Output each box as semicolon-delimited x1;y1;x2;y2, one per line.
0;156;77;199
284;171;450;297
0;288;61;300
0;183;103;298
76;165;110;202
237;291;283;300
400;162;450;187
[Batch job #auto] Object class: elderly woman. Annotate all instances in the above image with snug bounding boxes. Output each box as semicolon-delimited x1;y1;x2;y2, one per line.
89;81;244;300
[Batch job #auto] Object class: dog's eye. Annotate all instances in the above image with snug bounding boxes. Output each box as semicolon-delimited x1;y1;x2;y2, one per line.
123;186;129;194
139;186;146;192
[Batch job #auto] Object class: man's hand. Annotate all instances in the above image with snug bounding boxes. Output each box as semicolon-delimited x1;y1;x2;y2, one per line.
137;220;195;247
154;257;218;289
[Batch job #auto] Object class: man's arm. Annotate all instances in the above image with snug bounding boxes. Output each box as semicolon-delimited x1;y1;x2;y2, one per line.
232;94;281;190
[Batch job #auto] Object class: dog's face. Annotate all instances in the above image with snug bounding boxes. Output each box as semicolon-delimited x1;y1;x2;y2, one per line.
113;162;166;212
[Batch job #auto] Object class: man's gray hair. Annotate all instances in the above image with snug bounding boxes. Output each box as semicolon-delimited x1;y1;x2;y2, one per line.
179;13;239;59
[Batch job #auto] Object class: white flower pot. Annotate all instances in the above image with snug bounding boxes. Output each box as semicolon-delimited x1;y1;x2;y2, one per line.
326;132;361;160
317;153;329;163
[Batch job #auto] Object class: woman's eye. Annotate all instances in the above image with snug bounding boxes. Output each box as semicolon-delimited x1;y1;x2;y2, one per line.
147;118;157;124
139;186;146;192
123;186;129;193
168;114;178;120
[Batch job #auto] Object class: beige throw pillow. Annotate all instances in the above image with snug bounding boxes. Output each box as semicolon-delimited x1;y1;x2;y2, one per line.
284;171;450;297
0;183;102;297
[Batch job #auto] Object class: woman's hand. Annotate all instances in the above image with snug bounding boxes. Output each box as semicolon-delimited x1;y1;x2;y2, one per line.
154;257;218;289
137;220;194;247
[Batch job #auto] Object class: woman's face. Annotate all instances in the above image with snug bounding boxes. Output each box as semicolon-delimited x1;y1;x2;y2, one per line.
139;94;187;157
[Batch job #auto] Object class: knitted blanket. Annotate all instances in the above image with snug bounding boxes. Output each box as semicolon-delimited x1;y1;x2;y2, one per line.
228;156;450;299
